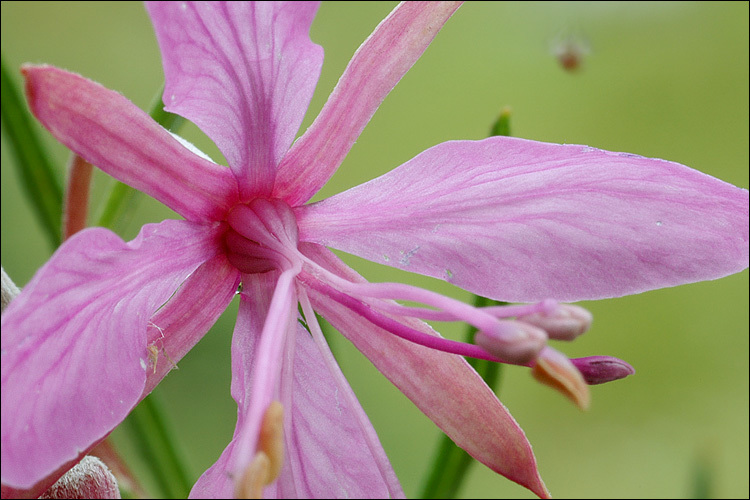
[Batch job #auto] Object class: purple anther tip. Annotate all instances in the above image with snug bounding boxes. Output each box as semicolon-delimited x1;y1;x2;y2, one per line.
571;356;635;385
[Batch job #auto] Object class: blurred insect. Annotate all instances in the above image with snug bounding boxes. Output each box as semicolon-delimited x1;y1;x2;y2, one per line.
551;31;591;73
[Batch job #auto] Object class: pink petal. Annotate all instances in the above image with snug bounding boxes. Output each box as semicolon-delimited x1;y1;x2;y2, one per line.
1;220;223;491
23;65;238;222
191;271;298;498
297;137;749;302
273;1;463;206
193;272;403;498
143;253;241;395
146;1;324;199
300;243;550;499
269;290;403;498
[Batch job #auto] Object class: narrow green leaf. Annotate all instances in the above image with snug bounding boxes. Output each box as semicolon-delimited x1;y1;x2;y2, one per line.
95;86;184;230
121;395;193;499
1;55;63;248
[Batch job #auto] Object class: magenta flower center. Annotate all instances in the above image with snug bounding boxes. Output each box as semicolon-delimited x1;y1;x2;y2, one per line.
225;198;302;274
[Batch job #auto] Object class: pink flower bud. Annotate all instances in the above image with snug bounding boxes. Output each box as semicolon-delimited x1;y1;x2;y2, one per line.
38;456;120;499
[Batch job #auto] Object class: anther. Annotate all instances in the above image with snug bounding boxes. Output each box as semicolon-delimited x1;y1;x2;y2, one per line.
235;452;271;499
234;401;285;499
531;347;591;410
474;320;547;365
519;304;593;341
571;356;635;385
258;400;284;482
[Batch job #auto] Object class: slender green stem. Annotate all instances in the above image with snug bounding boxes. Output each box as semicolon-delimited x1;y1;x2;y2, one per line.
1;54;63;248
690;449;714;499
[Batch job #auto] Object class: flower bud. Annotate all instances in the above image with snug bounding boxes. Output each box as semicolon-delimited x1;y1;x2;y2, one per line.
38;456;120;499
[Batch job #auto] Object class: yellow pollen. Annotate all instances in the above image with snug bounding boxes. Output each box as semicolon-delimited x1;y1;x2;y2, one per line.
235;401;285;498
258;401;284;482
532;357;591;410
235;452;270;499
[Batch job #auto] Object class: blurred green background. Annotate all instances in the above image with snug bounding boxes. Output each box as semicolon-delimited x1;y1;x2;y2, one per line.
1;1;747;498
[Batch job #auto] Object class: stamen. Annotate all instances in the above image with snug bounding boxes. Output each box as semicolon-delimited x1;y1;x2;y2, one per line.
225;230;287;273
481;299;558;319
299;249;598;405
531;347;591;410
301;257;533;344
234;401;285;499
519;304;593;341
474;322;547;365
571;356;635;385
258;401;284;483
227;199;299;255
301;275;505;362
235;452;270;499
360;298;559;322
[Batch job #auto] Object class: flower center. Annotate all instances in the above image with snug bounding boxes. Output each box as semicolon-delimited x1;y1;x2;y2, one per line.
225;198;301;274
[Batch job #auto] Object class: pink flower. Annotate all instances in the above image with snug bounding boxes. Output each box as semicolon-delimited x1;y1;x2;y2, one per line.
1;1;747;498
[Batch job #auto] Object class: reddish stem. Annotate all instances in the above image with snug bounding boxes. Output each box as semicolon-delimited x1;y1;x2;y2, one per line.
62;154;93;241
